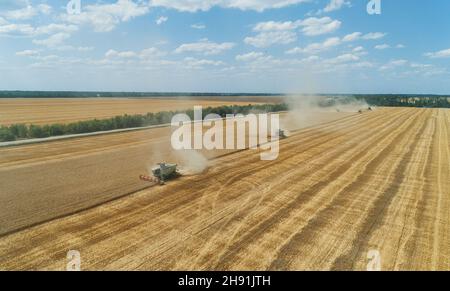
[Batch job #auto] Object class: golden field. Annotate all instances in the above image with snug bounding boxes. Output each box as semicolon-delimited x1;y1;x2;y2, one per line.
0;97;273;125
0;106;449;270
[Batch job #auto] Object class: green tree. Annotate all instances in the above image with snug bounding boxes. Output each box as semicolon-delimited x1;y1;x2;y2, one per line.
0;127;16;142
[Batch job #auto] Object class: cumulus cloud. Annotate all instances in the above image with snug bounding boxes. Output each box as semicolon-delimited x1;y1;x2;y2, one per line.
156;16;168;25
379;59;408;71
425;48;450;59
352;46;364;53
1;4;51;20
32;32;71;48
245;17;340;48
362;32;386;40
183;57;225;68
342;32;362;42
253;20;300;32
149;0;309;12
0;23;34;35
325;53;359;64
35;24;78;35
299;17;341;36
245;31;296;48
191;24;206;29
235;51;265;61
105;47;166;59
0;22;78;37
323;0;351;12
340;31;386;42
15;49;39;57
61;0;149;32
375;44;390;50
285;31;375;55
286;37;341;54
174;38;235;55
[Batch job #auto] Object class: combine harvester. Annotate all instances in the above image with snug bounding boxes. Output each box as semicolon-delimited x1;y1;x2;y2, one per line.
140;163;180;185
278;129;288;139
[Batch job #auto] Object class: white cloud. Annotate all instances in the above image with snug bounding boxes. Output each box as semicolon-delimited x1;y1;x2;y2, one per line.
35;24;78;35
15;49;39;57
0;22;78;37
149;0;309;12
286;37;341;54
253;20;300;32
362;32;386;40
105;49;137;58
325;53;359;64
323;0;351;13
62;0;149;32
342;32;362;42
299;17;341;36
140;47;167;58
235;52;284;71
32;33;71;47
245;17;340;48
156;16;168;25
0;23;34;35
375;44;390;50
105;47;166;59
2;4;52;20
352;46;364;53
236;52;265;61
183;57;225;68
425;48;450;59
396;44;405;49
175;39;235;55
191;24;206;29
379;59;408;71
244;31;296;48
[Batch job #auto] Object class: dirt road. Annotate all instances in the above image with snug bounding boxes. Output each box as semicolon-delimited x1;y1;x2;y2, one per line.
0;107;449;270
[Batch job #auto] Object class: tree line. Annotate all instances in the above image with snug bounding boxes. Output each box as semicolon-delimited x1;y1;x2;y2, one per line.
0;91;281;98
356;95;450;108
0;103;288;142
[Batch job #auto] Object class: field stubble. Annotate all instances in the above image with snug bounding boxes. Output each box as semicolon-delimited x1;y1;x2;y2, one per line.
0;107;449;270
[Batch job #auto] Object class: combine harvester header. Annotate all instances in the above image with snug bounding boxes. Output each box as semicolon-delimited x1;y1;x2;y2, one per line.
140;163;180;185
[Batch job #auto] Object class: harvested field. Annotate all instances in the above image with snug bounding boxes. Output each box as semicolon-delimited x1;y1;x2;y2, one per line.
0;97;271;125
0;107;449;270
0;111;348;235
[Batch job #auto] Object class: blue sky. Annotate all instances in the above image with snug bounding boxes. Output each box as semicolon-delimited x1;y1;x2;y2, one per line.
1;0;450;94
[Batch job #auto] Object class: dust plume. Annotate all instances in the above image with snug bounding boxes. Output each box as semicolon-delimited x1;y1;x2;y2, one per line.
175;149;209;175
280;95;371;130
